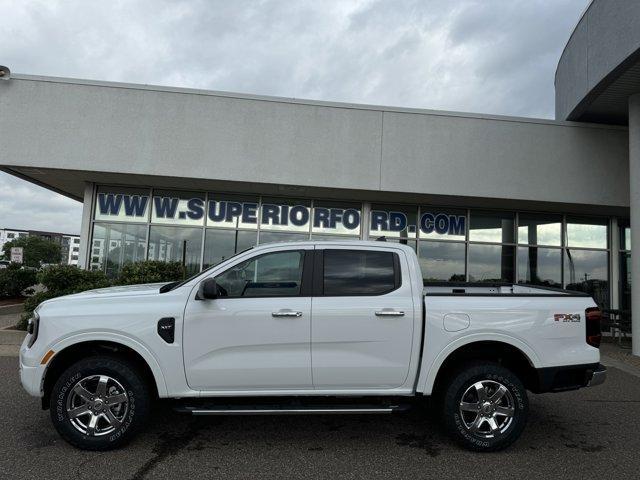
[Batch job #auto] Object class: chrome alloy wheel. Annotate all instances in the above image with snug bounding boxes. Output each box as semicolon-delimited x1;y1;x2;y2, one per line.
458;380;515;439
66;375;129;436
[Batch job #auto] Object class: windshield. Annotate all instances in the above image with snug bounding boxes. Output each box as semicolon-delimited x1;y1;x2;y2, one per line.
159;246;255;293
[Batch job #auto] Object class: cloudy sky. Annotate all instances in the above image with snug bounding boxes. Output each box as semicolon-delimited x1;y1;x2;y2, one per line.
0;0;589;234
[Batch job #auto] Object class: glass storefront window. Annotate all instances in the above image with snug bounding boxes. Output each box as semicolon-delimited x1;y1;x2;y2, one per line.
260;197;311;233
148;226;202;275
620;220;631;250
310;234;360;242
312;201;361;236
469;212;514;244
151;190;206;226
370;204;418;239
517;247;561;288
419;241;466;282
203;229;257;269
91;187;614;293
566;216;608;249
91;223;147;277
468;244;515;283
564;249;609;308
94;186;150;223
206;194;259;230
418;208;466;241
620;252;631;312
385;238;417;251
258;231;310;244
518;213;561;246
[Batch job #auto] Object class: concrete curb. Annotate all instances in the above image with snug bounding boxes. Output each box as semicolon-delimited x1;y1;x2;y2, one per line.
0;327;26;346
0;303;24;315
601;354;640;379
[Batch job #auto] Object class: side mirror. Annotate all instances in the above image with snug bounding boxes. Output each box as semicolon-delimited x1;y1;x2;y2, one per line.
196;278;218;300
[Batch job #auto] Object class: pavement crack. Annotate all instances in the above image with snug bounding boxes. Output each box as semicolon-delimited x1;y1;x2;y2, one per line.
129;419;201;480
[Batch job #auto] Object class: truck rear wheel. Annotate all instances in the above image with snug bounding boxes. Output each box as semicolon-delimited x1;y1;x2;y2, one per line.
441;362;528;452
49;356;151;450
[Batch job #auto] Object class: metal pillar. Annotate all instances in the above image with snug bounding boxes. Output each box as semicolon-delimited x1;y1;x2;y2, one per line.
629;94;640;356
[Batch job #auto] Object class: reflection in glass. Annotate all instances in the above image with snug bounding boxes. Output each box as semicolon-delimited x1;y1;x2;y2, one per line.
385;238;417;251
517;247;561;288
323;250;395;295
91;223;147;277
148;226;202;275
620;252;631;312
310;234;360;242
469;212;514;243
566;217;607;249
151;190;205;226
370;204;419;239
419;241;466;282
468;244;514;282
215;250;304;297
518;214;561;246
203;229;257;269
620;220;631;250
258;231;309;244
564;249;609;308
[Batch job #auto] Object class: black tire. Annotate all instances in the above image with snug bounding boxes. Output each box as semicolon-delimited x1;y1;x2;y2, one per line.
441;361;528;452
50;356;151;451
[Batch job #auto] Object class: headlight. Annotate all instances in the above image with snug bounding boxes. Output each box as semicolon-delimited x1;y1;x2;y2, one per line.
27;311;40;348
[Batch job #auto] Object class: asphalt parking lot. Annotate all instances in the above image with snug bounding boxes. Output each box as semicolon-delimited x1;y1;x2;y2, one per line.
1;355;639;480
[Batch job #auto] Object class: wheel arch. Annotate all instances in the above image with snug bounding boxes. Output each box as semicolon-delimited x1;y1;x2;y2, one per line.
42;334;168;409
420;336;541;396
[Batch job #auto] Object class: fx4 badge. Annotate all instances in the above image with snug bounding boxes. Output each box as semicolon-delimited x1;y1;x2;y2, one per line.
554;313;581;323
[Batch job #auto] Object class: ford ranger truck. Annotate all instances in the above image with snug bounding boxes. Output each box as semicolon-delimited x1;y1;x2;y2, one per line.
19;241;606;452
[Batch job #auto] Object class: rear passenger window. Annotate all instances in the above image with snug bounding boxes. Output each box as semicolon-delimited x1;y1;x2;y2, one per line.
323;250;397;296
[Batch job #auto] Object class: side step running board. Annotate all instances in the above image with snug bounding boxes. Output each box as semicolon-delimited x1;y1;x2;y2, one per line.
175;404;410;416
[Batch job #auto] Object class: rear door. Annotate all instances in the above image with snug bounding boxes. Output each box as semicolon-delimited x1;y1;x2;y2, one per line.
311;247;415;389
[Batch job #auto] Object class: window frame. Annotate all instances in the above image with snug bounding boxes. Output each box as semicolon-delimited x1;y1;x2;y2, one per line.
313;249;401;297
212;249;312;299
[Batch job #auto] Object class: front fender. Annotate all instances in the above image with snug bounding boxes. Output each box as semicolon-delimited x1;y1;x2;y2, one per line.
47;331;168;397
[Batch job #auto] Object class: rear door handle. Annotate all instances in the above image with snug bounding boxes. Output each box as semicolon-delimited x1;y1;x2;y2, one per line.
375;309;405;317
272;310;303;318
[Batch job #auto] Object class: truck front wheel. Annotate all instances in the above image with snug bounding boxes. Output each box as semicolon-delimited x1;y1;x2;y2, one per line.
49;356;151;450
441;362;528;452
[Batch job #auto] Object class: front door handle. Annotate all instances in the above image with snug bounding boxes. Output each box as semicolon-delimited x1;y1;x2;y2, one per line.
375;309;405;317
272;310;303;318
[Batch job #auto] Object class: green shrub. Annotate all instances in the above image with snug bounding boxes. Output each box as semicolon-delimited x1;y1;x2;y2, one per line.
17;261;185;330
117;261;186;285
17;265;111;330
0;264;38;298
38;264;110;293
18;291;60;330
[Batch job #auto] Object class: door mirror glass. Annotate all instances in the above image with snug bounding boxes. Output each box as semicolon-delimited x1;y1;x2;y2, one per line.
197;277;219;300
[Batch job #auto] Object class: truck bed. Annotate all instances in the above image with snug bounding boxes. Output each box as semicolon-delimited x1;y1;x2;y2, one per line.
423;282;590;297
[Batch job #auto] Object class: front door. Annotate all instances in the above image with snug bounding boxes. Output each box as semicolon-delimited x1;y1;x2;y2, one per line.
183;248;313;391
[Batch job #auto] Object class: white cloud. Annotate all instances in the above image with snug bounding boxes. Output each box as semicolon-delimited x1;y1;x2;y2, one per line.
0;0;589;232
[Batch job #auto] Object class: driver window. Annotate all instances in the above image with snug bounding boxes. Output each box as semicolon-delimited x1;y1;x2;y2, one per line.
214;250;304;297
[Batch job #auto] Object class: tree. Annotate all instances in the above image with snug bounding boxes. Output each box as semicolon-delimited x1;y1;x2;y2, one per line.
2;236;62;268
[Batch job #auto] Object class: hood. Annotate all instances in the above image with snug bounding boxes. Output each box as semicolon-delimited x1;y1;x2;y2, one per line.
45;283;169;304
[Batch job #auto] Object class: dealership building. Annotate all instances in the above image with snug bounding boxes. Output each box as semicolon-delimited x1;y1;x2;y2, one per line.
0;2;638;348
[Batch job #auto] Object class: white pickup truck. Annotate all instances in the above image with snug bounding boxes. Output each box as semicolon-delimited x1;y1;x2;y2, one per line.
20;240;606;452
